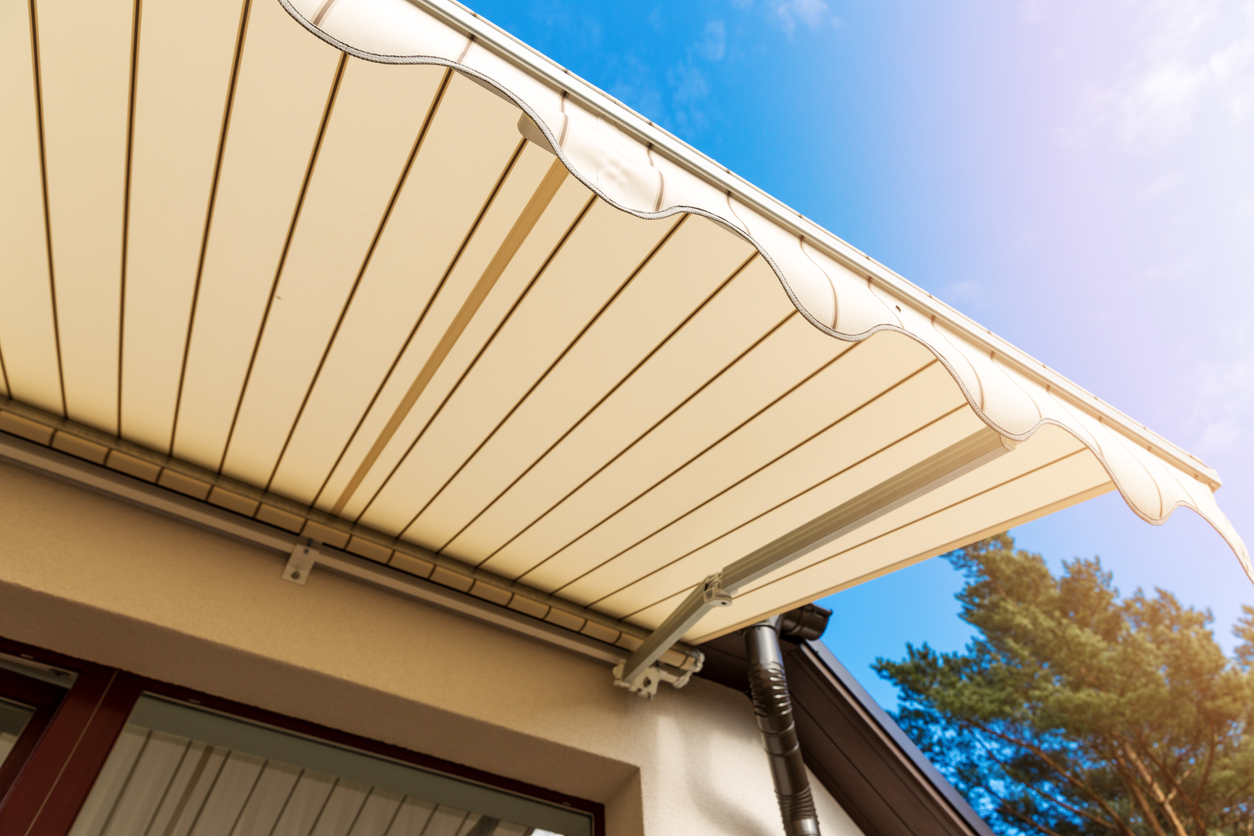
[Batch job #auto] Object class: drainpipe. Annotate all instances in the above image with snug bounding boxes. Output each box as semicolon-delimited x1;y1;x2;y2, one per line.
745;604;831;836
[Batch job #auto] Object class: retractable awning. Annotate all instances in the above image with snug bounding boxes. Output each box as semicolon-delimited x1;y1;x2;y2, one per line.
0;0;1246;659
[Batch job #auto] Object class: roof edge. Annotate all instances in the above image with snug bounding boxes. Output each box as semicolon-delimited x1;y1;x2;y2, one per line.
799;641;995;836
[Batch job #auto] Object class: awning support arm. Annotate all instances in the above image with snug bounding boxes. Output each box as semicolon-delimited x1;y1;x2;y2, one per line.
613;428;1015;696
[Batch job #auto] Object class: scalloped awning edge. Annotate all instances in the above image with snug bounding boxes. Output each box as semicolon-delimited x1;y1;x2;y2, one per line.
278;0;1250;582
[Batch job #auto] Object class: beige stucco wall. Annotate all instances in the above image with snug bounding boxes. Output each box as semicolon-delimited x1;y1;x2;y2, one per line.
0;459;861;836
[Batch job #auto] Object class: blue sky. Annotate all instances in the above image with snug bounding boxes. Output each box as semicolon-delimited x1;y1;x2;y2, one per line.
460;0;1254;708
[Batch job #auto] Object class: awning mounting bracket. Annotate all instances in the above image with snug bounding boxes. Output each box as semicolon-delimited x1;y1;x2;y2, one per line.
283;539;318;586
612;650;704;699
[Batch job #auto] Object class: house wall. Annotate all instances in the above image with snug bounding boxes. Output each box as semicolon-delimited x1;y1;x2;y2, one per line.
0;459;861;836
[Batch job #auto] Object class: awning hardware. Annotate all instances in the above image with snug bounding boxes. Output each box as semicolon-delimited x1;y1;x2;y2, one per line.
613;428;1015;696
611;653;704;699
283;540;317;586
702;571;734;607
276;533;705;685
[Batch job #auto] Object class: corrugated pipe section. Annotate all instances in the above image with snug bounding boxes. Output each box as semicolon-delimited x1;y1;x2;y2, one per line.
745;605;831;836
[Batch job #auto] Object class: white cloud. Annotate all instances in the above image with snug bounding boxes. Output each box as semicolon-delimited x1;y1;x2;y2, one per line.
1117;61;1208;146
1181;318;1254;459
767;0;834;34
723;0;836;37
1210;15;1254;122
1190;357;1254;458
1062;0;1254;151
611;0;838;140
669;61;710;105
696;20;727;62
606;53;666;126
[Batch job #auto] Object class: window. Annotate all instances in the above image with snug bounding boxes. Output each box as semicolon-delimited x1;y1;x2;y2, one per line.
0;699;35;766
0;653;73;803
0;640;599;836
69;695;594;836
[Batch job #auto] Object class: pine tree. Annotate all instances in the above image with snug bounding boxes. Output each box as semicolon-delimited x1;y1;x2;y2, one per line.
875;533;1254;836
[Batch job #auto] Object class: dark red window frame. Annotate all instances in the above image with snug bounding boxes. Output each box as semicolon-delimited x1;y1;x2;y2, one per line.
0;635;605;836
0;663;68;805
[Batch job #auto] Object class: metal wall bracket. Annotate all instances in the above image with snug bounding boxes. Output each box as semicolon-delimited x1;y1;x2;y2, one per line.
283;540;318;585
612;661;661;698
612;649;704;699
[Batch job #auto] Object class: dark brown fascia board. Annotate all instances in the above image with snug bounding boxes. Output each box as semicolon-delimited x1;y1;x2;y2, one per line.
797;641;994;836
697;634;993;836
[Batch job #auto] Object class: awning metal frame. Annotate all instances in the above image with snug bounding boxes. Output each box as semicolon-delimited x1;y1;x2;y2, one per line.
613;428;1016;696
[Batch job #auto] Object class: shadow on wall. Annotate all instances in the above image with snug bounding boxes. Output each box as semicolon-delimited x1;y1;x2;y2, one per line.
672;696;779;836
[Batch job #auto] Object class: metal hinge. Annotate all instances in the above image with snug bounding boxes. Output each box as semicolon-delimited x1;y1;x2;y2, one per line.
701;571;734;607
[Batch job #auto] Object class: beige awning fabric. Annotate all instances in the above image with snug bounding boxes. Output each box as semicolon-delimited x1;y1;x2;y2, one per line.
0;0;1247;647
